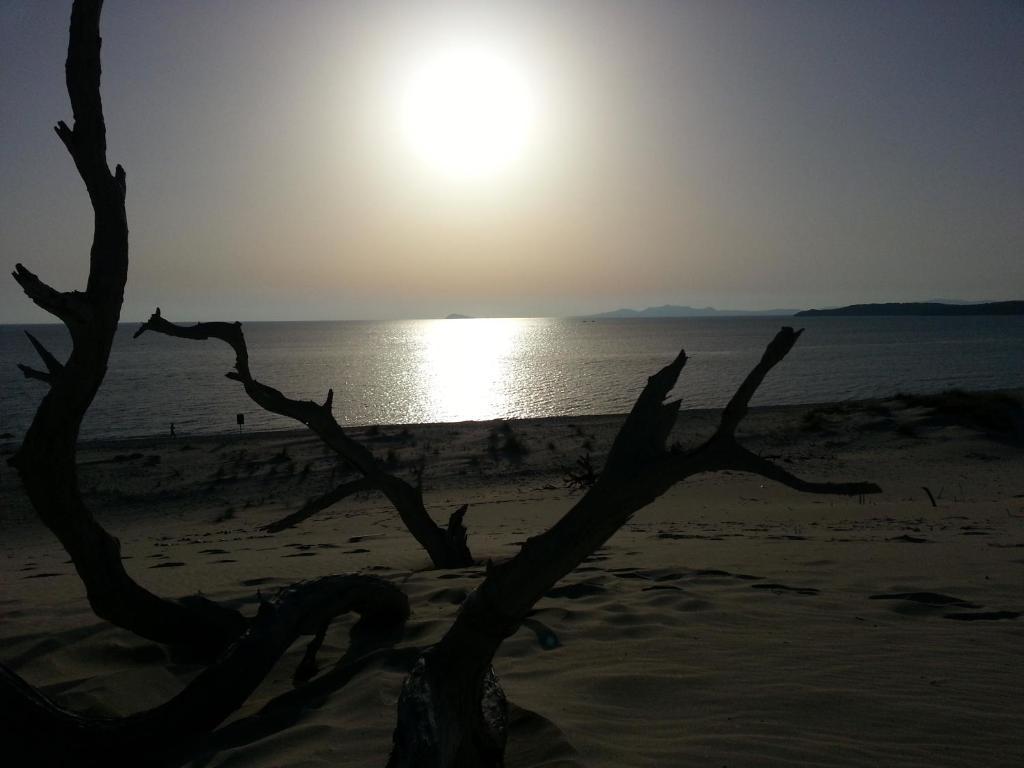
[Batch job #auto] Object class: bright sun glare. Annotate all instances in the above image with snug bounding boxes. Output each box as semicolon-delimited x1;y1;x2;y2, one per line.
399;42;538;181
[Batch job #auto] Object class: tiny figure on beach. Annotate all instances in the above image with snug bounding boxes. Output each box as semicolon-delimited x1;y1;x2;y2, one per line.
169;422;176;439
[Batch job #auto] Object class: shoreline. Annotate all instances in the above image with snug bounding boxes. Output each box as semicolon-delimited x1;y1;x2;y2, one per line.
2;386;1020;451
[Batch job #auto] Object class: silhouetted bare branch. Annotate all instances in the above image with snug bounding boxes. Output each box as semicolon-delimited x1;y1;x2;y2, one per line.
6;0;247;656
135;312;474;567
388;328;880;768
0;574;409;768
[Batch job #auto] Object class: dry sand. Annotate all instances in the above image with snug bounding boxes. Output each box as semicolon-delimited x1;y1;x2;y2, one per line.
1;396;1022;767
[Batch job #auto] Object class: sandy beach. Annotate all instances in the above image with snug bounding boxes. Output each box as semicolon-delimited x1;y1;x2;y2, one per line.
2;395;1022;767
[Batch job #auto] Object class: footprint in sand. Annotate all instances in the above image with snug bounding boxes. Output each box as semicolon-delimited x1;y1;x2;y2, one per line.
610;569;684;583
944;611;1020;621
545;582;606;599
436;570;484;580
429;588;468;605
751;583;819;596
240;577;277;587
870;593;1020;621
691;569;762;581
348;535;385;544
870;592;979;608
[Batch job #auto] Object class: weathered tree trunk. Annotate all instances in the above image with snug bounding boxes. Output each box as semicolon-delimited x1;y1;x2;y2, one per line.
8;0;244;657
5;19;420;768
0;574;409;768
134;313;474;568
388;328;881;767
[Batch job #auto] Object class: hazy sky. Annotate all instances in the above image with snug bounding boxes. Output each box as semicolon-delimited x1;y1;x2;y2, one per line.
1;0;1021;322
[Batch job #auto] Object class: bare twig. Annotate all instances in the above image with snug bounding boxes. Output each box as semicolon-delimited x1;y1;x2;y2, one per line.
136;313;473;567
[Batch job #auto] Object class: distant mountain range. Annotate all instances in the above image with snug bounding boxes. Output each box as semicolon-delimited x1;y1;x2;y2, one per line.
443;301;1021;321
796;301;1024;317
587;304;798;318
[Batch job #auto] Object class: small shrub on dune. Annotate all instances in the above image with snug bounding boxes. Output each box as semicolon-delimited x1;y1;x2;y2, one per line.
800;409;833;433
490;421;529;458
214;506;236;523
267;447;290;464
896;390;1024;442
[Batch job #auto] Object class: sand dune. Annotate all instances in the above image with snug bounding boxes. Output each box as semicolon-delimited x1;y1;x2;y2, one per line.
1;397;1022;766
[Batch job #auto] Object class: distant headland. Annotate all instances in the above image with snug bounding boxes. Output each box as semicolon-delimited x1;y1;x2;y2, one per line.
588;304;798;319
796;301;1024;317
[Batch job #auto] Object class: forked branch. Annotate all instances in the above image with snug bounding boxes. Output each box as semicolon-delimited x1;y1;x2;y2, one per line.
7;0;250;656
0;574;409;768
716;326;803;437
388;327;881;768
11;263;92;330
706;444;879;496
6;9;418;766
135;311;474;568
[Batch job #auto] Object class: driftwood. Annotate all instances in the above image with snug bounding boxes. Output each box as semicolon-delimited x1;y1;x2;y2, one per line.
3;8;413;767
7;0;246;657
6;4;882;767
0;574;409;768
134;312;473;568
388;327;881;768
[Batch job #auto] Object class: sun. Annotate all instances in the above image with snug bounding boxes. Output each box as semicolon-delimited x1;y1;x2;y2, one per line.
399;42;539;181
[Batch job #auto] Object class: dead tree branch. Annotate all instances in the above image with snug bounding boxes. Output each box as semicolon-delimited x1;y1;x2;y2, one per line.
6;0;249;656
0;574;409;768
388;328;881;768
4;10;418;767
134;311;473;567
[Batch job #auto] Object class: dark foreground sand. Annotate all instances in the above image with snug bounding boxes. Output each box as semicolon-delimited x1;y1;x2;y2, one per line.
1;395;1023;767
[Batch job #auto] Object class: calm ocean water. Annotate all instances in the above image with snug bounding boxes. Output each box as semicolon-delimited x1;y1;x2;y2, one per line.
1;316;1021;441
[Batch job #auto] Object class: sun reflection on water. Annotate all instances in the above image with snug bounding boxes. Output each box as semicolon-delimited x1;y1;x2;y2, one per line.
412;318;528;422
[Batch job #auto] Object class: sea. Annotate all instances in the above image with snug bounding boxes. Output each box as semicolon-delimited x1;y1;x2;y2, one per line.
1;316;1022;442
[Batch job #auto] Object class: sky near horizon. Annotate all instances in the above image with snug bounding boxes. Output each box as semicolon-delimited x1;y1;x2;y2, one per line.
1;0;1022;323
